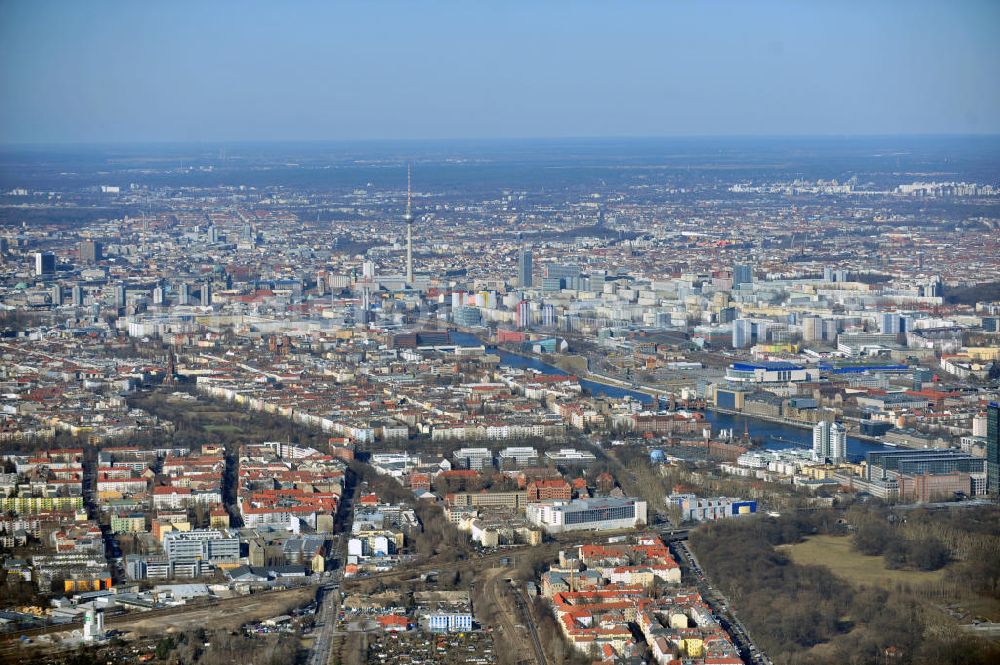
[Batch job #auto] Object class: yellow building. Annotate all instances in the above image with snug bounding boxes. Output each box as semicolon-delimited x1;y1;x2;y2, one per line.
800;465;836;480
210;511;230;529
517;527;543;546
964;347;1000;361
681;638;704;658
64;577;112;593
763;343;800;353
0;496;83;513
153;519;192;543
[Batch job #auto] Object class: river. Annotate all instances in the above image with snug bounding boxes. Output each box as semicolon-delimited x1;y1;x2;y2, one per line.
451;331;649;399
451;330;892;462
701;410;893;462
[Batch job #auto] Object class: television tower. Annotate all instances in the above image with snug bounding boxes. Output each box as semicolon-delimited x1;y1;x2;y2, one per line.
404;163;414;284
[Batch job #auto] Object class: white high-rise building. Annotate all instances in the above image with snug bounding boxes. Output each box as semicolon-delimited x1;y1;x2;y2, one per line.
732;318;753;348
812;422;826;461
812;421;847;463
972;412;987;438
830;422;847;462
802;316;823;342
83;609;104;641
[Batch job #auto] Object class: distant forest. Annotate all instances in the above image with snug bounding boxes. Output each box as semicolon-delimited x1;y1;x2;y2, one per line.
945;281;1000;305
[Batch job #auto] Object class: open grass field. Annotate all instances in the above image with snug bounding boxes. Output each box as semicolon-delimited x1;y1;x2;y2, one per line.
204;423;244;434
781;534;949;588
784;535;1000;623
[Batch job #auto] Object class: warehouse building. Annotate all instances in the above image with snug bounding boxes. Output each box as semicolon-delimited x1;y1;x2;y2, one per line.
526;497;647;533
666;494;757;523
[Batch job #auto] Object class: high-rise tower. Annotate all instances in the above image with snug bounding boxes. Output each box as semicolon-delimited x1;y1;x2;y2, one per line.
518;247;533;288
733;263;753;287
35;252;55;276
812;420;847;464
404;164;414;284
79;240;102;265
361;286;372;324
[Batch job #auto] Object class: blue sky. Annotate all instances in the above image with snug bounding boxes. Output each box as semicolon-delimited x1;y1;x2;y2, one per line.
1;0;998;143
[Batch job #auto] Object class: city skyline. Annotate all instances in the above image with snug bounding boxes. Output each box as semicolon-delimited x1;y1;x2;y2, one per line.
1;3;999;664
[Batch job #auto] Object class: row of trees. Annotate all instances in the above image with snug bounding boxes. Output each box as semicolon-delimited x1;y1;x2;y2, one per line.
431;469;520;496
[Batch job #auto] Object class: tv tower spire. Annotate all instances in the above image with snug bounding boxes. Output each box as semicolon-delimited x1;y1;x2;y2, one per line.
405;163;414;284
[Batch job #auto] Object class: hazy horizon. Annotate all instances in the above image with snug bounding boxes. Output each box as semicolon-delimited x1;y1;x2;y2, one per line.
3;1;999;144
4;132;1000;150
